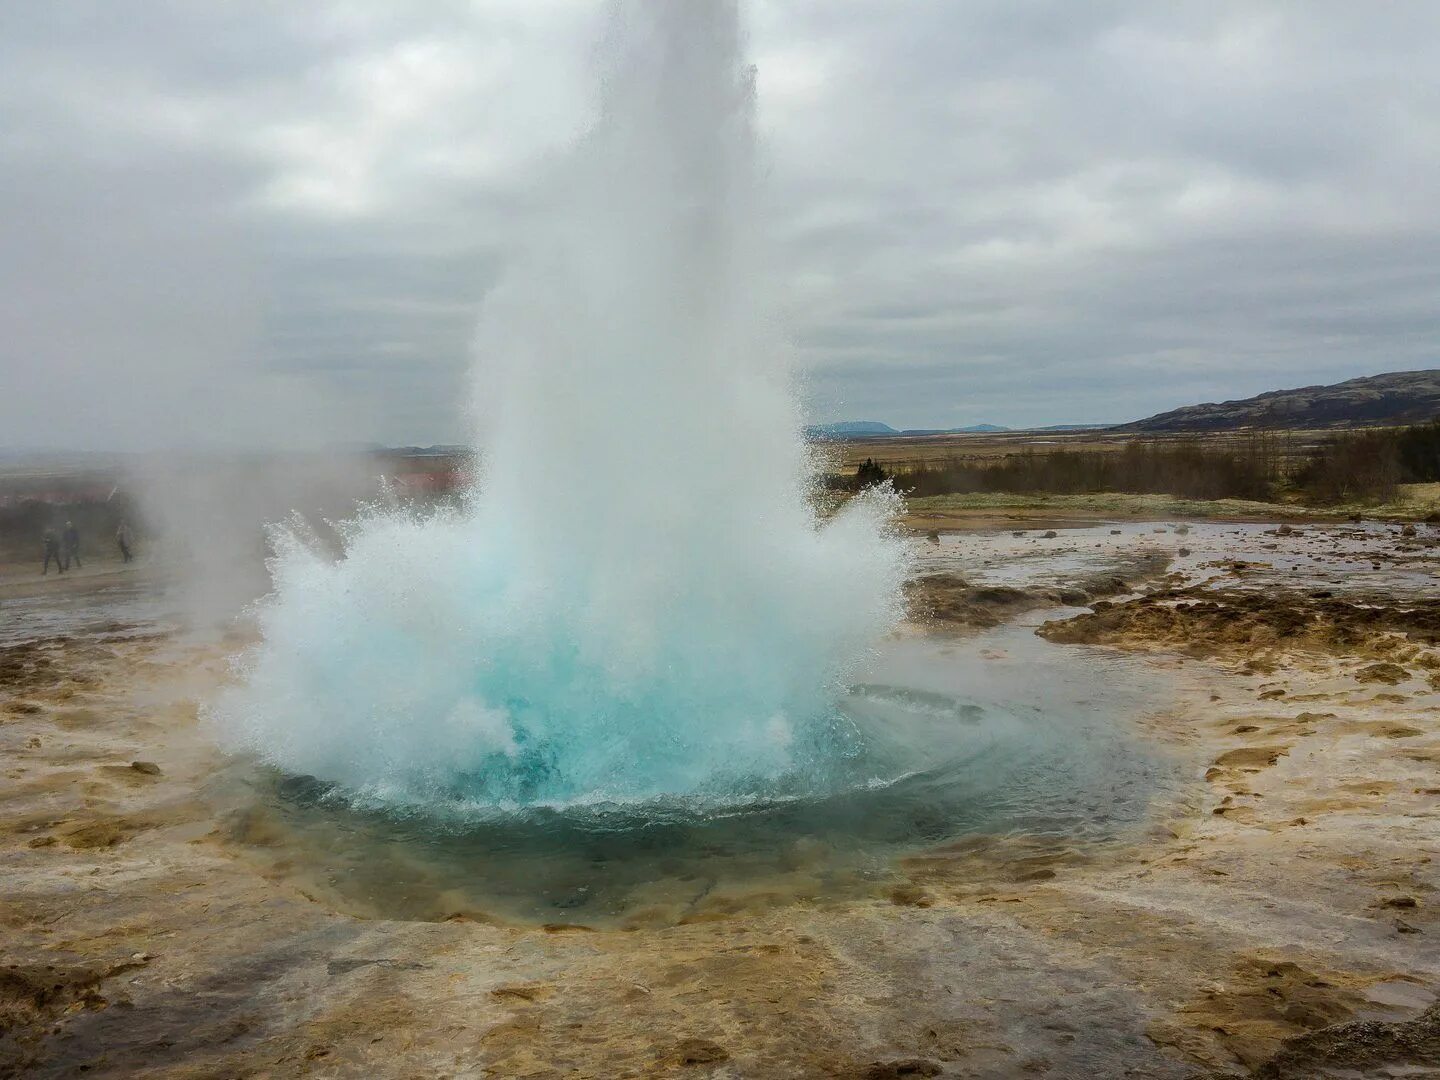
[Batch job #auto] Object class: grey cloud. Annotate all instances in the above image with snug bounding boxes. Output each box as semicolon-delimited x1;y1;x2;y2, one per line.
2;1;1439;447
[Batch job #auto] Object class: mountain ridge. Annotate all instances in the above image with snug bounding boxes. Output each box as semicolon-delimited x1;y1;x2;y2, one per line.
1116;369;1440;433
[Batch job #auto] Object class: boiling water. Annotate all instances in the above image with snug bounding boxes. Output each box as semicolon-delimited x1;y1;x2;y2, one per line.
219;625;1175;927
207;2;908;808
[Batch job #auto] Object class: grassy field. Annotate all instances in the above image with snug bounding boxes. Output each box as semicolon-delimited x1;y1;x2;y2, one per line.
893;483;1440;530
817;428;1326;473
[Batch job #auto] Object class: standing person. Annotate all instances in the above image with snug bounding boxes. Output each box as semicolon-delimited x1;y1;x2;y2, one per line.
116;520;134;563
62;520;82;570
42;529;65;575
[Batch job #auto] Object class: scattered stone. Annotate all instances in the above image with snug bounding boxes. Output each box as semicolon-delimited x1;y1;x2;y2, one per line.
1277;524;1295;536
1178;547;1192;557
129;761;162;776
1042;530;1058;539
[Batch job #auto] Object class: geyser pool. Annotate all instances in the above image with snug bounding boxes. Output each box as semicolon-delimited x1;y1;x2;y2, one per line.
218;625;1178;926
207;1;908;808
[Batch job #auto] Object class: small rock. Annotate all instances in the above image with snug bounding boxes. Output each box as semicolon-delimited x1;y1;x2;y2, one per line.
676;1038;729;1065
1177;547;1192;557
1042;530;1058;539
888;884;934;907
1382;896;1419;909
129;761;162;776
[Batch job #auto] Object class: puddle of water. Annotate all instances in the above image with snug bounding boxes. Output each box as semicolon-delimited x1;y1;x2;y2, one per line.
0;579;176;646
915;521;1439;596
215;622;1181;928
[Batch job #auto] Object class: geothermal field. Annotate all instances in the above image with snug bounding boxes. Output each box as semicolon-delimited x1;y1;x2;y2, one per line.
5;3;1440;1079
7;512;1440;1077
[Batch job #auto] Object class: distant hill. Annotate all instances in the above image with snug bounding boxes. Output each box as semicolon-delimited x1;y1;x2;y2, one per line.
1116;370;1440;433
899;423;1012;435
806;421;1011;438
805;421;898;438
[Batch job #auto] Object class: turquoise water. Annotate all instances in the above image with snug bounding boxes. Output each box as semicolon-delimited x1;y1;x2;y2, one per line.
222;626;1176;926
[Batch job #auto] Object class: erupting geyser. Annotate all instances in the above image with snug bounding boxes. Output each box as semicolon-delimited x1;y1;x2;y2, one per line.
209;0;909;809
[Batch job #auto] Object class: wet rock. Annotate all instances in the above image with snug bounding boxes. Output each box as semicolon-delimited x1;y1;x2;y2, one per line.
1039;587;1440;660
1355;662;1410;685
1251;1000;1440;1079
864;1059;942;1079
887;884;933;907
675;1038;729;1065
276;774;337;805
57;818;140;849
0;956;148;1042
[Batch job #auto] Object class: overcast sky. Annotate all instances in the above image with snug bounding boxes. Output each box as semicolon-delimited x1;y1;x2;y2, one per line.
3;1;1439;449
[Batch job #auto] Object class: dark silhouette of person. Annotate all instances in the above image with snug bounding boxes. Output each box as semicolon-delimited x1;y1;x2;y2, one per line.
62;520;82;570
42;529;65;575
116;521;134;563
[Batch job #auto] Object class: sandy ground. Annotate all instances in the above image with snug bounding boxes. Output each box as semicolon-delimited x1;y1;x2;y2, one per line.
4;522;1440;1077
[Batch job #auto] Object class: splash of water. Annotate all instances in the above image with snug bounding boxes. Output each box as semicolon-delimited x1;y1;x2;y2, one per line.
209;1;909;809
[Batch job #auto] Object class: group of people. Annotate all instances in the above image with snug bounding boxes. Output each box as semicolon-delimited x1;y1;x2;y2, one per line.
40;520;136;575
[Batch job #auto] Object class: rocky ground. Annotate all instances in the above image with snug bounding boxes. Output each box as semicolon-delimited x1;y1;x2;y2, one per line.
3;522;1440;1078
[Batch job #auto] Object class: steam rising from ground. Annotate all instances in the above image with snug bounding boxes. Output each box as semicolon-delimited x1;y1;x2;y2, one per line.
209;2;908;808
